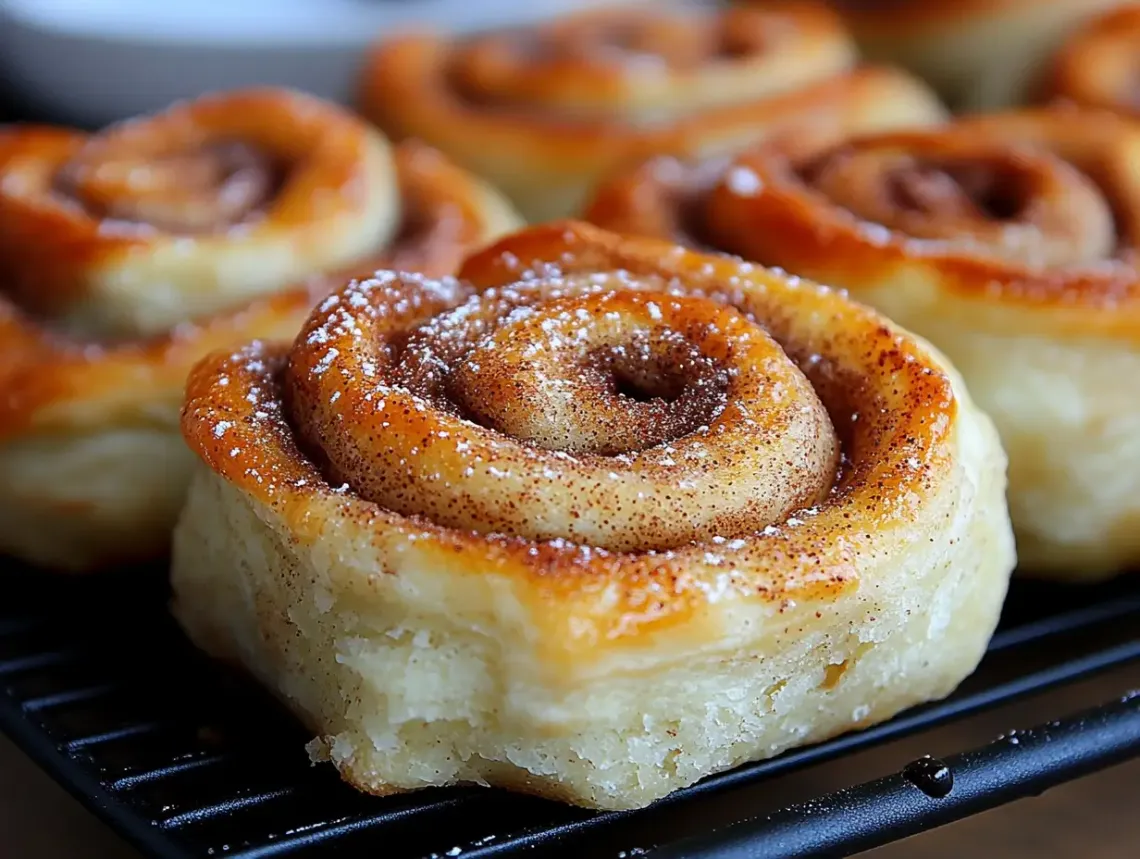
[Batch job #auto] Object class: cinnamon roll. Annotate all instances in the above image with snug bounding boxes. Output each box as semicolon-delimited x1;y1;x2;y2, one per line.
358;2;947;222
833;0;1128;110
0;89;520;572
588;109;1140;578
1039;6;1140;118
171;222;1013;810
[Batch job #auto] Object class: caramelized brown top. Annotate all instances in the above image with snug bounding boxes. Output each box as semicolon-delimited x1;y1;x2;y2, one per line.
0;89;383;321
360;1;859;137
284;270;838;552
0;140;513;440
586;108;1140;337
799;135;1116;267
53;140;279;234
182;222;961;644
445;3;852;116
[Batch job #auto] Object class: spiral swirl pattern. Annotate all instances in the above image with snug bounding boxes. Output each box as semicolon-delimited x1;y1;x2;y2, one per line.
53;140;276;234
0;89;404;339
800;136;1115;267
0;89;520;572
443;3;855;120
703;113;1140;323
587;109;1140;577
285;268;837;553
172;222;1013;810
184;220;986;592
358;2;946;222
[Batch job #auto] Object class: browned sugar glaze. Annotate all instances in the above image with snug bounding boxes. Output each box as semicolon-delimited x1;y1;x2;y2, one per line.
0;90;505;441
461;4;771;80
283;261;841;553
796;137;1117;266
0;133;478;335
53;140;281;234
438;2;845;114
183;223;963;639
0;88;377;323
588;112;1140;321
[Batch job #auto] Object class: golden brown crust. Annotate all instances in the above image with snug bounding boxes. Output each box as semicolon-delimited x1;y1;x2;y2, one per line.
587;108;1140;338
0;140;518;443
0;90;383;327
173;222;1013;808
182;221;969;649
445;2;852;114
586;108;1140;576
1039;6;1140;118
357;3;945;221
0;90;521;571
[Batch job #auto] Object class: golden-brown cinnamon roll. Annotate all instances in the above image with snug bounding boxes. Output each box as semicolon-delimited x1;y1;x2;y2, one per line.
588;108;1140;578
358;2;947;222
0;89;520;572
171;222;1013;810
1039;6;1140;118
833;0;1129;110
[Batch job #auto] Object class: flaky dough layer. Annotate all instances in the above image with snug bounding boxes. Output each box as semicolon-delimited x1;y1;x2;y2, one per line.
0;91;520;572
171;223;1014;810
587;110;1140;577
359;3;946;221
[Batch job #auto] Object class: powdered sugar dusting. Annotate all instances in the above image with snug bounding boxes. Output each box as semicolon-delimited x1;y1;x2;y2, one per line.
181;223;958;631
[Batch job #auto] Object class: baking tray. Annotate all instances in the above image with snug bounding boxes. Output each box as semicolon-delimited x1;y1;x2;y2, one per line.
2;562;1138;858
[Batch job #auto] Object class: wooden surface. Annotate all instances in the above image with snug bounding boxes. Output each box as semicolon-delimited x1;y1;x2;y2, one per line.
2;666;1137;858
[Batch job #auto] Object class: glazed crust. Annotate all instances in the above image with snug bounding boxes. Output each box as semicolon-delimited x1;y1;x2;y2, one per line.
171;222;1013;810
0;92;521;572
587;108;1140;577
0;89;399;339
358;2;946;221
1039;6;1140;118
833;0;1129;110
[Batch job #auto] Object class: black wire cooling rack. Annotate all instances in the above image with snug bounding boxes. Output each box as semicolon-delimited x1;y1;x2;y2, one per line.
1;563;1138;859
2;87;1140;859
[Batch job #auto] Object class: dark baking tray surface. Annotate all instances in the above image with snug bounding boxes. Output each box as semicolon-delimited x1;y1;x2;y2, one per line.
2;563;1139;858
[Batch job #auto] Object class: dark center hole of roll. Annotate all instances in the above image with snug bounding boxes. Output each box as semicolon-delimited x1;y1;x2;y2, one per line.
53;140;282;234
612;364;686;404
888;160;1028;222
655;155;736;252
596;334;704;406
561;332;728;454
595;23;643;53
717;31;759;59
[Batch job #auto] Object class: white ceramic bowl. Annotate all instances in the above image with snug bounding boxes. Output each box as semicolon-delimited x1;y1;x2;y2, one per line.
0;0;622;126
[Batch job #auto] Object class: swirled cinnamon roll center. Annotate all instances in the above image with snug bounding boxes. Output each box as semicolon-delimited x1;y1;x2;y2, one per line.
549;7;770;68
446;6;779;112
285;272;839;552
884;160;1027;221
54;141;280;234
803;141;1117;266
398;290;730;456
